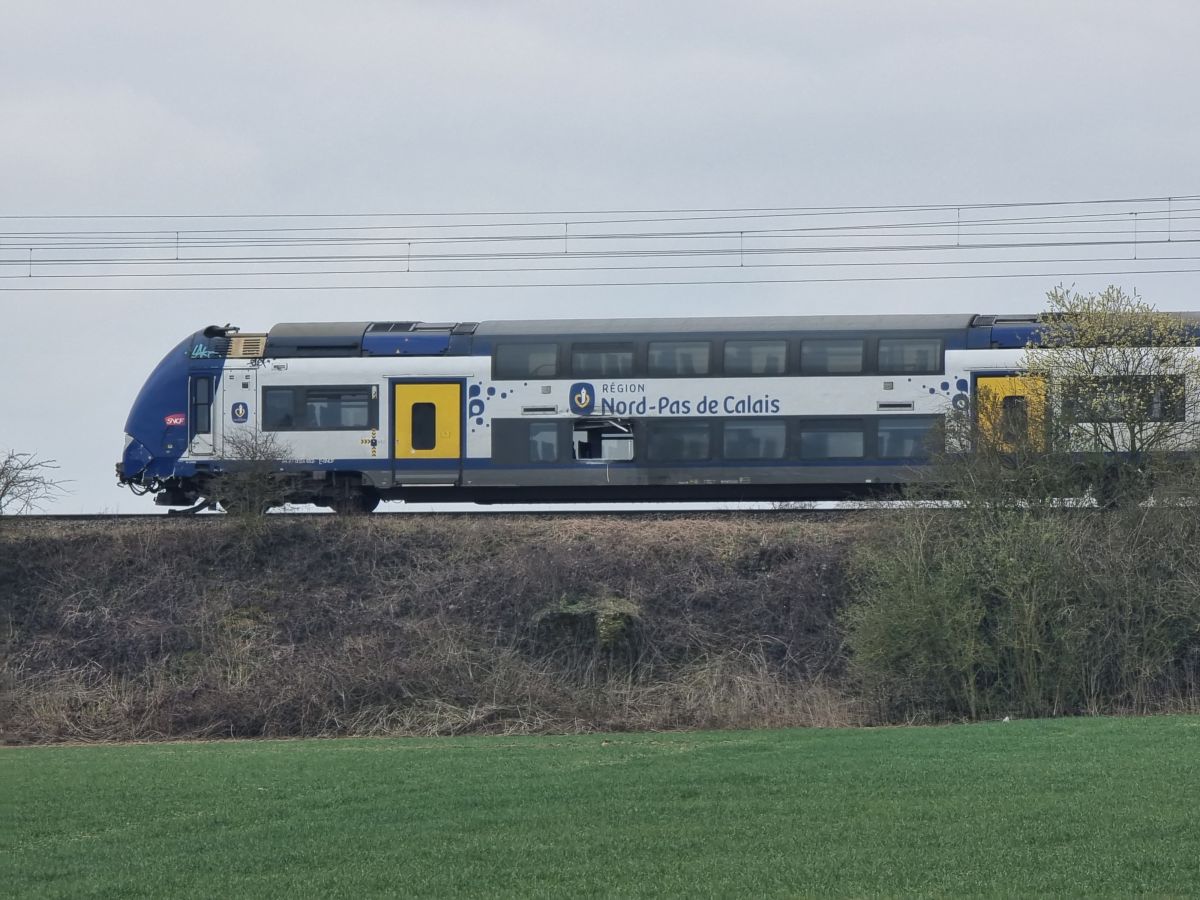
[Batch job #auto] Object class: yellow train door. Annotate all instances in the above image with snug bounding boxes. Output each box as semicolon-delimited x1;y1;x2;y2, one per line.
393;383;462;461
976;375;1046;452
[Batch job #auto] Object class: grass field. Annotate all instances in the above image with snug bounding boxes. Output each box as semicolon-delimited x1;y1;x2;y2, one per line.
5;717;1200;897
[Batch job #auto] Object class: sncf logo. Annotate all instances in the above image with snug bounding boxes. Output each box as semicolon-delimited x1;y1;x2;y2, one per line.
164;413;186;426
569;382;595;415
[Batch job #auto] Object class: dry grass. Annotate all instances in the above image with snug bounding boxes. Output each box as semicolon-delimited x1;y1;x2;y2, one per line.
1;514;863;743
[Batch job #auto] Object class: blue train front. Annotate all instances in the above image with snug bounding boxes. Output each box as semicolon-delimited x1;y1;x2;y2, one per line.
117;326;236;509
118;314;1050;512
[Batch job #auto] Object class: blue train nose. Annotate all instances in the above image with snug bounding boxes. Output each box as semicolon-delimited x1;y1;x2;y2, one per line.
119;435;154;482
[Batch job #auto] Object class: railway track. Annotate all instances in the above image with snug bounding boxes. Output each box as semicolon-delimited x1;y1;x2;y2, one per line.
10;506;856;524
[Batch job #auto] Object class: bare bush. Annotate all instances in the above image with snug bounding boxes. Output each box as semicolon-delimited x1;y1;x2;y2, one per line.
215;430;292;517
0;450;65;515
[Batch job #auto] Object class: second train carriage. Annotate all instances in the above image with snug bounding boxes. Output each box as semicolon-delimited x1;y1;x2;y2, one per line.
116;313;1060;511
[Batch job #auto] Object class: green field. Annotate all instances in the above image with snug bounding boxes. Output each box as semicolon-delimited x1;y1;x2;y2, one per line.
5;717;1200;897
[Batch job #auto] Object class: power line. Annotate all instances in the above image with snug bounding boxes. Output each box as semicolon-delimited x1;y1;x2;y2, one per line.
4;264;1199;291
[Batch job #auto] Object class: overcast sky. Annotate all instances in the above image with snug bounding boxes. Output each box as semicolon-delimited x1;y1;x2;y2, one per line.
3;1;1199;513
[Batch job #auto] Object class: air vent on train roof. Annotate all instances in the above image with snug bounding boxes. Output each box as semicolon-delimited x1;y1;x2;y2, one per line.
368;322;416;333
225;334;267;358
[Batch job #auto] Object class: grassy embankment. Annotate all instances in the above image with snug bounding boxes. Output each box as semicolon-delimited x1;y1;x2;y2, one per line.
1;515;859;742
5;716;1200;897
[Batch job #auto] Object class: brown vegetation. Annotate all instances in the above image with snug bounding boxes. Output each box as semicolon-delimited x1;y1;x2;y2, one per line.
0;514;862;743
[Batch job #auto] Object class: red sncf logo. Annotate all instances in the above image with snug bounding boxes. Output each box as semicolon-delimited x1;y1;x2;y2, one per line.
164;413;186;426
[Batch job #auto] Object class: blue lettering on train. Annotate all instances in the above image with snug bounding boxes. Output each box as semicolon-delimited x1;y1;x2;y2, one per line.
595;394;781;416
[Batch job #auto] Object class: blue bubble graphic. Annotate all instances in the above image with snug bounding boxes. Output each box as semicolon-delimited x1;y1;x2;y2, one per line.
956;378;969;392
487;387;496;396
468;384;481;397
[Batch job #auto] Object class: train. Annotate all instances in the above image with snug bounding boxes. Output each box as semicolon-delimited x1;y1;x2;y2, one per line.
116;313;1054;512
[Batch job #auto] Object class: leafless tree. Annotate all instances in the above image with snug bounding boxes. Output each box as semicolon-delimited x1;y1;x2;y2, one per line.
0;450;66;515
216;431;292;516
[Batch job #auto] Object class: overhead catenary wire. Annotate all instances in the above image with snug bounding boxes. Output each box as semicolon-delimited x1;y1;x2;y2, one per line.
1;193;1196;291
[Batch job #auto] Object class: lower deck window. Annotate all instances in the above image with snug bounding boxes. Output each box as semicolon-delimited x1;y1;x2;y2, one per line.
573;418;635;461
530;422;559;461
724;420;786;459
878;416;940;458
799;421;865;459
647;421;711;462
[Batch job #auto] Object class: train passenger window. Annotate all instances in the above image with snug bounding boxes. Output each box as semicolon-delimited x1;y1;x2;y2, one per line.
878;338;943;374
801;339;864;375
798;421;865;459
529;422;559;462
262;385;379;431
496;343;558;379
263;388;295;429
724;340;787;376
572;343;635;378
648;341;711;377
190;377;213;435
1065;375;1186;423
877;416;941;458
723;420;786;459
411;403;437;450
305;387;371;428
647;421;711;462
572;418;634;461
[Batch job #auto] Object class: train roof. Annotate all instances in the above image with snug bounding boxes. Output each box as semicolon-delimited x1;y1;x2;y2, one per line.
470;314;977;335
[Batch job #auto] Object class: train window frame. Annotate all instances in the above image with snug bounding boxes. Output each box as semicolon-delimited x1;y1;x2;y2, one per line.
722;418;787;460
190;377;213;437
876;415;942;459
647;341;712;377
495;343;560;379
877;337;944;375
1063;375;1187;424
529;421;560;462
572;417;635;461
261;384;380;432
795;419;866;460
646;419;713;463
723;339;789;376
800;338;866;375
411;402;437;450
571;343;636;378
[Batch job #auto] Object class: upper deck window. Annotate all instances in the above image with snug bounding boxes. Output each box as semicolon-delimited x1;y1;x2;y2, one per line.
724;340;787;376
801;339;864;375
648;341;711;377
572;343;635;378
878;338;943;375
496;343;558;379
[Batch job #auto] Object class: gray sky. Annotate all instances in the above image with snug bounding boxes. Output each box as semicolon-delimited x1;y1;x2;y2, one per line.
3;1;1199;512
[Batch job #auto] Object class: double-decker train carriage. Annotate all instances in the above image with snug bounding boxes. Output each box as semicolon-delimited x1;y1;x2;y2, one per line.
115;313;1069;512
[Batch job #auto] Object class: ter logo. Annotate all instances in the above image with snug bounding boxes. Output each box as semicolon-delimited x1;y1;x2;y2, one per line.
569;382;595;415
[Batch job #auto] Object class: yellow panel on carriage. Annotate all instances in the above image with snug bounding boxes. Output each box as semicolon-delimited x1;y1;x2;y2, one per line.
976;375;1047;452
393;383;462;459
